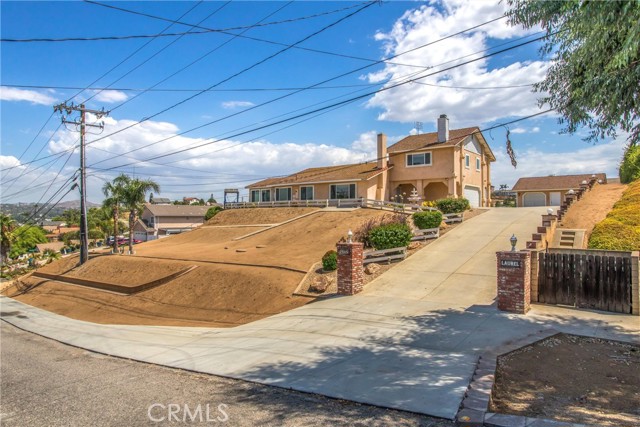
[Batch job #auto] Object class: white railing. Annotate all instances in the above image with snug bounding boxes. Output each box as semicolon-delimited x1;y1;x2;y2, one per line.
224;198;439;212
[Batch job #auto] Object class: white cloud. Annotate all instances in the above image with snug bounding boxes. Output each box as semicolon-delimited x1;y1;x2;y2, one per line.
366;0;548;127
92;90;128;103
491;136;627;188
0;155;22;169
0;87;56;105
221;101;255;109
511;126;541;134
510;128;527;134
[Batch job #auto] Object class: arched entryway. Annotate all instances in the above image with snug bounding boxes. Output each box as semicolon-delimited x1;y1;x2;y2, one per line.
393;184;416;203
423;182;449;202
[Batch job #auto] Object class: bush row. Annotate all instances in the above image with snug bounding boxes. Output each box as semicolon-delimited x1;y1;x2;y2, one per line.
588;180;640;251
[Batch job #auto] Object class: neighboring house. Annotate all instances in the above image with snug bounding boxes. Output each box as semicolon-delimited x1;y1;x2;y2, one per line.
40;220;66;233
35;242;65;254
512;173;607;207
45;226;80;242
133;203;209;241
246;115;495;208
149;197;172;205
183;197;201;205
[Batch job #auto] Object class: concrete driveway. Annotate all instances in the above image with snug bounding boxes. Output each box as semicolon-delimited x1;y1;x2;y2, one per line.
2;207;638;420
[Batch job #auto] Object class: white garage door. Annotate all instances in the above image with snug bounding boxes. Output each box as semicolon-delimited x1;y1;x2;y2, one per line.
523;192;546;207
549;192;561;206
463;186;481;208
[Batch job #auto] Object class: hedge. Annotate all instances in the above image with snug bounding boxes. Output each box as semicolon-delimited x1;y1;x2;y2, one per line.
321;250;337;271
368;223;412;250
435;197;470;214
588;180;640;251
413;210;443;229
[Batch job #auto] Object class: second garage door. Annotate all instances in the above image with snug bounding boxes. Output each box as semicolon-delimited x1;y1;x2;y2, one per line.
522;192;547;207
464;186;481;208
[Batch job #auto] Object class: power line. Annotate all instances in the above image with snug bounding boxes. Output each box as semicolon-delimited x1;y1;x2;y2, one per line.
1;1;370;42
79;1;376;153
108;1;292;113
92;33;552;171
82;0;456;70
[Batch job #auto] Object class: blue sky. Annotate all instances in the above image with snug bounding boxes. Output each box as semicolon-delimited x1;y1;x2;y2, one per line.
1;0;628;204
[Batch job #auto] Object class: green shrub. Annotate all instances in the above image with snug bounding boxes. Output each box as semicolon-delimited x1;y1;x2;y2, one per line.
619;143;640;184
588;180;640;250
205;206;222;220
435;197;470;214
321;250;337;271
413;210;443;229
368;223;412;250
354;213;408;248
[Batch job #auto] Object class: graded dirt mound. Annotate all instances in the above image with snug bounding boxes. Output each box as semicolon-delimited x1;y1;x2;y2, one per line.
7;207;395;327
206;207;319;225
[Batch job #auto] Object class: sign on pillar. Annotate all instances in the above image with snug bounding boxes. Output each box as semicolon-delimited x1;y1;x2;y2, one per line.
336;241;364;295
496;251;532;314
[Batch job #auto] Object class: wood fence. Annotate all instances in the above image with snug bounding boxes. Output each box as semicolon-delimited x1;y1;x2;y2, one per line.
538;252;633;314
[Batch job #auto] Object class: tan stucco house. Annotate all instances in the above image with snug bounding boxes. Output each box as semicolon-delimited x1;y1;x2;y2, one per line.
512;173;607;207
133;203;209;241
246;115;495;207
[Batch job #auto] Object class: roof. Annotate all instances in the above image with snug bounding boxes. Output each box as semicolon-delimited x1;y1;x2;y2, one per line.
40;220;65;227
134;219;154;232
247;162;390;188
150;197;172;204
144;203;210;217
512;173;607;192
36;242;65;253
388;126;496;161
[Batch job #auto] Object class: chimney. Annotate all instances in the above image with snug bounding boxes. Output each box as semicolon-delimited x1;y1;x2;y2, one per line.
377;133;387;169
437;114;449;143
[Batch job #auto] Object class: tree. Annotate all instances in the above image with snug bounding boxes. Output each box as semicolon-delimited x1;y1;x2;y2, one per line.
507;1;640;145
1;213;17;263
9;226;47;258
205;206;222;221
120;176;160;254
619;143;640;183
102;174;128;253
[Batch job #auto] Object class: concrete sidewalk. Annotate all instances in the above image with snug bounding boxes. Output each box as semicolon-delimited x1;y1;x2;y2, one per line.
1;207;638;420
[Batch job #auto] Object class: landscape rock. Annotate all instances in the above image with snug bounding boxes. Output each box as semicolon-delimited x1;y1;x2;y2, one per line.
309;275;333;293
408;241;422;250
365;263;381;275
440;221;448;229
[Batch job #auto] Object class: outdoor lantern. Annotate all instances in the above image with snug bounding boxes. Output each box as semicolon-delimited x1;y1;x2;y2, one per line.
347;229;353;243
568;189;575;195
547;208;554;215
581;180;588;185
510;234;517;252
598;179;603;184
591;174;596;178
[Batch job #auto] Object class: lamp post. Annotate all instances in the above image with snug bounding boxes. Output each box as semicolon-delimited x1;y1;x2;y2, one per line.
347;229;353;243
510;234;518;252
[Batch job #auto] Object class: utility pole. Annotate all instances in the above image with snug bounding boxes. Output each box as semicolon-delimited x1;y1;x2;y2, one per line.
54;102;108;265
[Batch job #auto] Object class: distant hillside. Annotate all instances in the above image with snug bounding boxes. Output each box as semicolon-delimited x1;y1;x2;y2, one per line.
1;200;100;223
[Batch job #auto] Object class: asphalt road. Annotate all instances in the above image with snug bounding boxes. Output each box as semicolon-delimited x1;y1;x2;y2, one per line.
0;322;453;427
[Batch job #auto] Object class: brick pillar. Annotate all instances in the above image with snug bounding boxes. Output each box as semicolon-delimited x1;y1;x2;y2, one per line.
337;242;364;295
496;251;531;314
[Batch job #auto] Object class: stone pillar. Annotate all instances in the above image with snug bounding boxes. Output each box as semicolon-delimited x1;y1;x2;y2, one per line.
496;251;531;314
337;242;364;295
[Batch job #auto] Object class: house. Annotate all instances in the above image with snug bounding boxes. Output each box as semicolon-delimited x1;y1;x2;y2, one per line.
133;203;209;241
35;242;65;254
149;196;172;205
39;220;66;232
512;173;607;207
246;115;495;208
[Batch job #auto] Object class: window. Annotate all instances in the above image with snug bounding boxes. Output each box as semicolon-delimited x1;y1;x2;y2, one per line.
406;152;432;167
330;183;356;199
300;186;314;200
250;190;260;203
465;154;470;168
476;158;481;171
260;189;270;202
275;187;291;201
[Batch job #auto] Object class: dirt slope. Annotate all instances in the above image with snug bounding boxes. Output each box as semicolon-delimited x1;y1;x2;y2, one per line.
7;208;392;327
206;207;319;225
558;182;627;239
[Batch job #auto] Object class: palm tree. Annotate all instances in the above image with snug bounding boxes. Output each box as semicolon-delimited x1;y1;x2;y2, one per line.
120;177;160;254
1;213;17;263
102;174;128;254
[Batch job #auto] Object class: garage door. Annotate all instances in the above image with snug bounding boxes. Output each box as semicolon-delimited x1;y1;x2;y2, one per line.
549;192;561;206
463;186;481;208
523;192;546;207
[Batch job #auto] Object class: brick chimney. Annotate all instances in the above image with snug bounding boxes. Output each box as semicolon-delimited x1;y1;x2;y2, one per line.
437;114;449;143
377;133;387;169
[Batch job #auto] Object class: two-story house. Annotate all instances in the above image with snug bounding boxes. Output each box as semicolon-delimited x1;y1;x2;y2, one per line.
133;203;210;241
246;115;495;207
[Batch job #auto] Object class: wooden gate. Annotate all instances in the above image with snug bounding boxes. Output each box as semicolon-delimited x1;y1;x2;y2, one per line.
538;253;633;313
